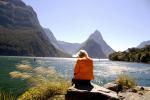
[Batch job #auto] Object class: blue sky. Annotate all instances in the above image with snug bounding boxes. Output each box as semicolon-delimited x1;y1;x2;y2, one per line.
22;0;150;51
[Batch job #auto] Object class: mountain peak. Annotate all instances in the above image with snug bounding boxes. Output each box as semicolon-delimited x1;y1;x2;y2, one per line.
94;29;100;33
80;39;106;58
86;30;114;56
89;30;103;41
93;30;101;35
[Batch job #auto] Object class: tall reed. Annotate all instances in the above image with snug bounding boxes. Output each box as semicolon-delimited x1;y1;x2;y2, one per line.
9;64;71;100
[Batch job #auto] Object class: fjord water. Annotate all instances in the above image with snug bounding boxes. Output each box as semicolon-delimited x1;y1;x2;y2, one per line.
0;56;150;96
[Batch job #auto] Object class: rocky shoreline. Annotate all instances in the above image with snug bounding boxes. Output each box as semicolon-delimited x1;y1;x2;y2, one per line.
118;86;150;100
65;82;150;100
104;82;150;100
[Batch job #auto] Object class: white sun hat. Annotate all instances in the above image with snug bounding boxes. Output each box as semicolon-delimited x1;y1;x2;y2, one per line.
72;50;87;58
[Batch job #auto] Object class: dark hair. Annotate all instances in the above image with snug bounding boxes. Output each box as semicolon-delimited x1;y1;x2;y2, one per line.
78;51;86;58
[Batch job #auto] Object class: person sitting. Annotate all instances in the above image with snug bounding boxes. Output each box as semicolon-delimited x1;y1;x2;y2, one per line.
72;50;94;90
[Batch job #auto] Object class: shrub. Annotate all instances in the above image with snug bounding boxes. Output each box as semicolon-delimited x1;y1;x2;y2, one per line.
9;64;71;100
115;74;137;89
18;81;70;100
109;45;150;63
0;91;15;100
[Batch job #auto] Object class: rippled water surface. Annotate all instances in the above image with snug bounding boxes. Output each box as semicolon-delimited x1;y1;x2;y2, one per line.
0;56;150;96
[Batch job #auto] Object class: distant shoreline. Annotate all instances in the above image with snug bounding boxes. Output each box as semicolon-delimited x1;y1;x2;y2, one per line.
0;56;108;60
109;45;150;64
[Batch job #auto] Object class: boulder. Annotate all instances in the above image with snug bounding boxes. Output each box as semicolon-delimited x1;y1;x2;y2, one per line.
103;82;123;94
65;83;119;100
103;82;118;92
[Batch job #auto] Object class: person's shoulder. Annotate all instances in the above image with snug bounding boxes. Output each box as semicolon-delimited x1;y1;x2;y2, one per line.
88;58;93;62
86;57;93;61
77;58;85;61
78;57;93;61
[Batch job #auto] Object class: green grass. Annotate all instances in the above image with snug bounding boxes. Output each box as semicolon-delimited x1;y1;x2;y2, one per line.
18;81;70;100
116;73;137;89
0;91;16;100
9;64;71;100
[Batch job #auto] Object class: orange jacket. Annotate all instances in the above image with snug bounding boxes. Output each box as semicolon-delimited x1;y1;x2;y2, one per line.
74;57;94;80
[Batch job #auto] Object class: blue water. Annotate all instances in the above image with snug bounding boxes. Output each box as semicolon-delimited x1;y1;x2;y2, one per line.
0;56;150;96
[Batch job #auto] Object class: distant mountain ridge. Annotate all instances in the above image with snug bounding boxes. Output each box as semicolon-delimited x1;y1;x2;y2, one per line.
43;28;63;51
78;30;114;58
44;28;114;58
3;0;113;58
88;30;114;56
137;40;150;48
43;28;80;55
0;0;70;57
79;39;106;58
58;41;81;55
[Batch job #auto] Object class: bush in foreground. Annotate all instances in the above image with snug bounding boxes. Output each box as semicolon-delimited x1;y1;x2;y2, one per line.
9;64;71;100
116;74;137;90
0;91;15;100
18;82;70;100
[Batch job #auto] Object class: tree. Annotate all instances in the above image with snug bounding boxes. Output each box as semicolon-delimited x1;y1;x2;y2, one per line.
109;45;150;63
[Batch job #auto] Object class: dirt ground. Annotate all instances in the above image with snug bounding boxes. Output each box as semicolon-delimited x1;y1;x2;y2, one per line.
118;87;150;100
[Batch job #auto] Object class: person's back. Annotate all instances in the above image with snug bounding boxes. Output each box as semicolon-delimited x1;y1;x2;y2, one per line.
74;57;94;80
72;50;94;88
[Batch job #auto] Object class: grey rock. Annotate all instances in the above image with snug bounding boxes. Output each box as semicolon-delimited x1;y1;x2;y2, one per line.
66;83;119;100
103;82;118;92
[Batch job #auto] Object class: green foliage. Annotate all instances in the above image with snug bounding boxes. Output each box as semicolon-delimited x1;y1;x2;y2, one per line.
109;45;150;63
9;64;71;100
116;74;137;89
0;91;16;100
18;82;69;100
